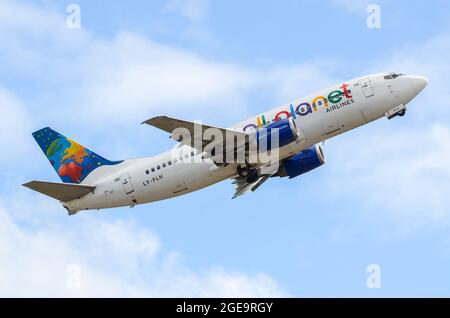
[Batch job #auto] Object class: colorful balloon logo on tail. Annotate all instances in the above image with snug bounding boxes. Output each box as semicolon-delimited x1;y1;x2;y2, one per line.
33;128;122;183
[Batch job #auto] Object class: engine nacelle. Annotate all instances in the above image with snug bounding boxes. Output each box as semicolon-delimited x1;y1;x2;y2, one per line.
256;118;299;151
280;144;325;179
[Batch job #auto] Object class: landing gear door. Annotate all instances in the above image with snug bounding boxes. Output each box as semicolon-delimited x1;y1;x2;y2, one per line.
121;173;135;195
360;78;374;97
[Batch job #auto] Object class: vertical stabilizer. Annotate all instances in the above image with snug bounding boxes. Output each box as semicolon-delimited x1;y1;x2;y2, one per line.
32;127;122;184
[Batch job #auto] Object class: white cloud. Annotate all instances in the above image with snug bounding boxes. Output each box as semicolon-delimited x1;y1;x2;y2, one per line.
0;1;88;76
0;0;341;127
0;1;259;124
75;32;344;123
0;193;287;297
0;1;63;33
76;32;257;122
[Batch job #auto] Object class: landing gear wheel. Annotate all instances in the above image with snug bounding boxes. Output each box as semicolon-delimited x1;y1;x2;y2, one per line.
397;109;406;117
246;170;259;183
237;166;250;178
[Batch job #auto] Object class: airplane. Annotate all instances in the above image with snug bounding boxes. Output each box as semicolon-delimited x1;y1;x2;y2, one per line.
23;72;428;215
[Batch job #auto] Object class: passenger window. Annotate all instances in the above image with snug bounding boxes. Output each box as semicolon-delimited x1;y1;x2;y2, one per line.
168;160;172;165
146;170;149;175
157;165;161;170
162;163;166;168
151;168;155;172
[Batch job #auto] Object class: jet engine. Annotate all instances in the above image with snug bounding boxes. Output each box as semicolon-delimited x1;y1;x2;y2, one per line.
277;144;325;179
256;117;299;151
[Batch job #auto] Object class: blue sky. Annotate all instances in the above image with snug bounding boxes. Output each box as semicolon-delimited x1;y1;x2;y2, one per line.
1;0;450;297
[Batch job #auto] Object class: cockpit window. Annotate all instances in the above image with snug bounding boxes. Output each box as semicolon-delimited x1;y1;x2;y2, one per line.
385;73;405;80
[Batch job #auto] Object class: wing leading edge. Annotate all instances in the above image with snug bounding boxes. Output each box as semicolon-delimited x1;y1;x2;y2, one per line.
142;115;248;153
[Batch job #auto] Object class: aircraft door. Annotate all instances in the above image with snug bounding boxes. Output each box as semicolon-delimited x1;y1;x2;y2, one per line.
121;173;135;195
360;78;374;97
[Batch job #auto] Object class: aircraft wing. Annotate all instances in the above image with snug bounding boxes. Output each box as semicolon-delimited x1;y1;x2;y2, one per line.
23;181;95;202
142;116;248;154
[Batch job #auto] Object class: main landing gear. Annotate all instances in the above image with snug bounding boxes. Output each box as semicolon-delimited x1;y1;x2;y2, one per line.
237;165;259;183
237;165;250;177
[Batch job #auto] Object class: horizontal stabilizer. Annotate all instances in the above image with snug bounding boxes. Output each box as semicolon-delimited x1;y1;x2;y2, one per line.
23;181;95;202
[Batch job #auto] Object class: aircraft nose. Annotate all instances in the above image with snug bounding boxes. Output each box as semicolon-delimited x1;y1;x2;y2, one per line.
410;75;429;95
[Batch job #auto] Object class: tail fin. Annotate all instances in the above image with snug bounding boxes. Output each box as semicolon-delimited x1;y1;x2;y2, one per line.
32;127;122;184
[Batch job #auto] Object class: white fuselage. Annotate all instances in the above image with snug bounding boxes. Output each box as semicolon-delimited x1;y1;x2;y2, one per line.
64;73;427;213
